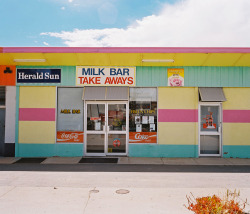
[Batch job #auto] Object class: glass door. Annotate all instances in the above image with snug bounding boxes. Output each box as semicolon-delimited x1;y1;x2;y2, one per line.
85;102;106;156
84;101;128;156
107;102;127;155
199;103;222;156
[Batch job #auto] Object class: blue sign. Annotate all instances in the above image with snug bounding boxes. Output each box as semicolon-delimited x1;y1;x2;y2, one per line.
17;69;61;83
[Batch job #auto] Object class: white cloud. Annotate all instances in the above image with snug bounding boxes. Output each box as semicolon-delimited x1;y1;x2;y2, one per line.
68;0;73;2
61;6;65;10
41;0;250;47
43;42;49;46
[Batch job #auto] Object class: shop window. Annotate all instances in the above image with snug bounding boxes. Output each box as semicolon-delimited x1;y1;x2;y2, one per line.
57;88;84;143
129;88;157;144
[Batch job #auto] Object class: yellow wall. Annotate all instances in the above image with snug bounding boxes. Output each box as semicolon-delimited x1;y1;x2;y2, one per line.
19;86;56;108
222;88;250;146
223;123;250;145
19;121;56;144
223;88;250;110
158;122;198;145
158;87;198;109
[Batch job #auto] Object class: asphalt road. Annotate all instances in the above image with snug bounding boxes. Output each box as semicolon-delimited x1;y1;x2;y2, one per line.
1;163;250;173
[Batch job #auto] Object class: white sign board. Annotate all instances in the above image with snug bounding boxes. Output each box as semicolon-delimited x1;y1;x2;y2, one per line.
76;66;136;86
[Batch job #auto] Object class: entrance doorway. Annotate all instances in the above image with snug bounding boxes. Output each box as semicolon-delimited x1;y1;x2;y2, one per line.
84;101;128;156
199;103;222;156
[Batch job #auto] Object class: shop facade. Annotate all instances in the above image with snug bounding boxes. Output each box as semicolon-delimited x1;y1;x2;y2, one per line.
1;47;250;158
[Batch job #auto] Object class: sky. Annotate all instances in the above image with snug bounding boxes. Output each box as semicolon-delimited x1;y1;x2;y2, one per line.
0;0;250;47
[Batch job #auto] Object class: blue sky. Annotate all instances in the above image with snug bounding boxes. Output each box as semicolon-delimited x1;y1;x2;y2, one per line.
0;0;175;46
1;0;250;47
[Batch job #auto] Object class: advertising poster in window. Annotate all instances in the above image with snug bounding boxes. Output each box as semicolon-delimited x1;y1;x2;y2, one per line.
129;132;157;144
57;131;84;143
168;68;184;87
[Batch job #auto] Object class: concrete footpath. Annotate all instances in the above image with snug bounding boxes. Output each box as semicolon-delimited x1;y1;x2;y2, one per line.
1;156;250;165
0;157;250;213
0;168;250;214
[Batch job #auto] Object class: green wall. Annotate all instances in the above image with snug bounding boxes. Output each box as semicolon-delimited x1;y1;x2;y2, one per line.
136;66;250;87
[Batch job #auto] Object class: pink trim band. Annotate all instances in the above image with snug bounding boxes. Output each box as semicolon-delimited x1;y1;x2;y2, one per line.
223;110;250;123
158;109;198;122
19;108;56;121
2;47;250;54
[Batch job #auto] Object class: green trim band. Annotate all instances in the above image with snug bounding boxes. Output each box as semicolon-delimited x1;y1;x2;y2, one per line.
129;144;198;158
223;145;250;158
16;143;84;157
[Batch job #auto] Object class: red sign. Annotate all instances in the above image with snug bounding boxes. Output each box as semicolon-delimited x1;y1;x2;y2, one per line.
129;132;157;144
113;138;121;147
0;65;16;86
57;131;84;143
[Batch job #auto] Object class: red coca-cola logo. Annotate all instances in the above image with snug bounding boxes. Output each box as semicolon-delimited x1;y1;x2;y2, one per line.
135;133;149;140
61;133;79;140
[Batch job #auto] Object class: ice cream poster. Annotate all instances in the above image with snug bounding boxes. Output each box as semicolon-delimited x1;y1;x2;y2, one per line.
168;68;184;87
202;112;217;129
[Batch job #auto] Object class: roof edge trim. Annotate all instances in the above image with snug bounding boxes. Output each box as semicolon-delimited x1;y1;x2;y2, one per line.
2;47;250;54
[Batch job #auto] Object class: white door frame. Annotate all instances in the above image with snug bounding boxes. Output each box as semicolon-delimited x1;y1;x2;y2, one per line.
198;102;222;157
84;100;129;156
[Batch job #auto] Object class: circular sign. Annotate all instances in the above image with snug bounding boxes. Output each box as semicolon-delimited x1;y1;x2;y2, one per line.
113;138;121;147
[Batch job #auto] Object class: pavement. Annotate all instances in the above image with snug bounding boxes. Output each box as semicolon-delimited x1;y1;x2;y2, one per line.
0;157;250;214
1;156;250;165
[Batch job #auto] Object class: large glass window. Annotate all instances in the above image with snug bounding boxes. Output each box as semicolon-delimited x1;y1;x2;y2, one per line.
129;88;157;144
57;88;84;143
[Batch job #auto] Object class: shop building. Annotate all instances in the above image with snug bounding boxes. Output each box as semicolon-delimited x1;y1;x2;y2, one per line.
0;47;250;158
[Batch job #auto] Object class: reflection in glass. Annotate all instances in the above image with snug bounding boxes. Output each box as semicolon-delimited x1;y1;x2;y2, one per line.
87;104;105;131
200;106;219;132
108;104;126;131
108;134;126;153
86;134;105;153
200;135;220;154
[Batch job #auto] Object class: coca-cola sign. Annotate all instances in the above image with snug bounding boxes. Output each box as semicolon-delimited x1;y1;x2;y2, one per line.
129;132;157;144
57;131;84;143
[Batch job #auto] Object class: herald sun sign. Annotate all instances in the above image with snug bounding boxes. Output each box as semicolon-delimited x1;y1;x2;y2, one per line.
76;66;136;86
